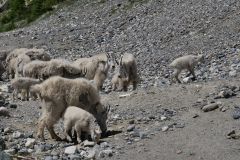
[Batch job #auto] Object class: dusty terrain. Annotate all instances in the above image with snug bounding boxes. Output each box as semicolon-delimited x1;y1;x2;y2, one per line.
1;79;240;160
0;0;240;159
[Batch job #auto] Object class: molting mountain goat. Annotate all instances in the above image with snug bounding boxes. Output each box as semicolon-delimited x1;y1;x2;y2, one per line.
111;53;138;91
30;76;109;141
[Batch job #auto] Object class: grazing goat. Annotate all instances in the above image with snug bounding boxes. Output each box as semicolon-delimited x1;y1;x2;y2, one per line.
111;53;138;91
169;54;204;83
63;106;102;144
11;77;41;101
30;76;109;141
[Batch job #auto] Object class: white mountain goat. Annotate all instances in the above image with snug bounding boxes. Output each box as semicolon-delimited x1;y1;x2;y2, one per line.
169;54;204;83
63;106;102;144
30;76;109;141
111;53;138;91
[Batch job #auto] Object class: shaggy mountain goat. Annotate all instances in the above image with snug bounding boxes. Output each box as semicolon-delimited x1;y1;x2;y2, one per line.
11;77;41;101
111;53;138;91
73;58;109;90
30;76;109;141
6;48;49;63
63;106;102;144
169;54;204;83
23;59;86;80
6;48;51;79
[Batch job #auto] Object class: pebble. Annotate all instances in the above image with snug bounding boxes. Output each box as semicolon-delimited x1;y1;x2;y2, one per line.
25;138;36;148
229;70;237;77
45;156;53;160
64;145;77;154
162;126;169;132
183;77;191;83
99;149;113;158
4;148;16;155
232;108;240;119
128;119;135;124
0;107;9;117
8;104;17;109
160;116;167;121
12;131;24;139
4;127;12;134
202;103;219;112
127;125;135;132
83;140;95;147
68;154;81;160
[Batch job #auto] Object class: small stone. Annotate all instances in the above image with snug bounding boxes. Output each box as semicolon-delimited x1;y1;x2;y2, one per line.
12;131;24;139
139;132;147;139
174;123;185;128
0;107;9;117
162;126;169;132
202;103;219;112
4;127;12;134
68;154;81;160
100;142;109;149
45;156;53;160
229;70;237;77
4;148;16;155
127;125;135;132
64;145;77;154
27;149;34;153
99;149;113;158
34;144;45;153
183;77;191;83
18;148;28;155
192;114;199;118
83;140;95;147
176;150;182;154
8;104;17;109
160;116;167;121
128;119;135;124
25;138;36;148
232;108;240;119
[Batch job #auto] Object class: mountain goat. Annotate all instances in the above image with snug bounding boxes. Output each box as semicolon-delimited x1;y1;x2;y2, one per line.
73;58;109;90
63;106;102;144
169;54;204;83
111;53;138;91
11;77;41;101
23;60;48;79
30;76;109;141
6;48;49;63
6;48;51;79
23;59;86;80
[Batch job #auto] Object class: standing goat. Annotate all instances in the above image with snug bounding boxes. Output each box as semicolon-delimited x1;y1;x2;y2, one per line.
169;54;204;83
11;77;41;101
73;58;109;90
111;53;138;91
30;76;109;141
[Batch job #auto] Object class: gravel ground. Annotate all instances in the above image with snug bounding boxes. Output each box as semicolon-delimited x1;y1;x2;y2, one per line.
1;0;240;159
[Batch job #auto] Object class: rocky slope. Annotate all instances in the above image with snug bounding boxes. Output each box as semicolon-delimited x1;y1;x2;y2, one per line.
1;0;240;159
0;0;240;85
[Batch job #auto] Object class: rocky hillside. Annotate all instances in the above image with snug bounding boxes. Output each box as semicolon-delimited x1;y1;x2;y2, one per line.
0;0;240;84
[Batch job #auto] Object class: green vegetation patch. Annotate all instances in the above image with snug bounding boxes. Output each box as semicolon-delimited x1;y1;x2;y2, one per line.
0;0;65;32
